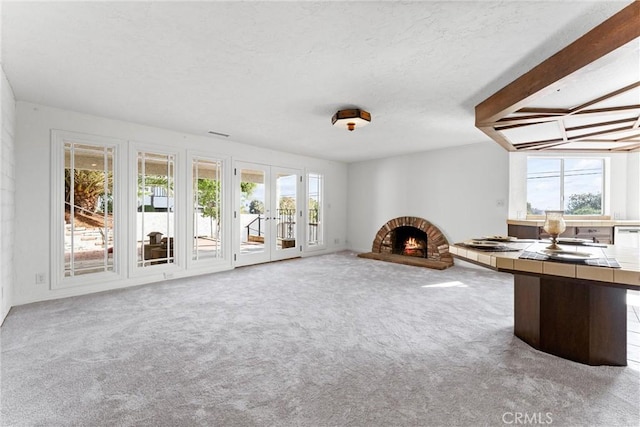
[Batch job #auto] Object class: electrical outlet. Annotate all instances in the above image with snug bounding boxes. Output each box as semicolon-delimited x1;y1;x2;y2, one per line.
164;272;174;280
35;273;46;284
334;238;340;244
496;199;505;207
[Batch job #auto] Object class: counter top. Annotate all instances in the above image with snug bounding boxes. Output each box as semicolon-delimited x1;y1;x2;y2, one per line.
449;241;640;288
507;219;640;227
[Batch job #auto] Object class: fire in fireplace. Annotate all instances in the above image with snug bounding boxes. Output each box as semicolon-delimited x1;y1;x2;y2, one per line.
392;226;428;258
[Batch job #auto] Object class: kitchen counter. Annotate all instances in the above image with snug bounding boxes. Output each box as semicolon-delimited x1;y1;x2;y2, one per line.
449;241;639;287
449;240;640;366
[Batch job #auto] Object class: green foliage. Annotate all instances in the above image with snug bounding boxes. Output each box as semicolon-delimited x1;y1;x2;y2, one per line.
308;198;319;222
278;197;296;211
565;192;602;215
240;181;258;214
137;174;172;199
241;181;257;195
197;178;221;220
249;199;264;214
65;169;112;212
138;174;170;188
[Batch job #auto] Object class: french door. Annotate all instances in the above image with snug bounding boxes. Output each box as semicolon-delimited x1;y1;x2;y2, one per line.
235;162;301;266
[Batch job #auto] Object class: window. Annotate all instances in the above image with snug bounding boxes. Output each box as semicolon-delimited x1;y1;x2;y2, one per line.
276;171;297;251
64;142;115;276
527;158;604;215
51;130;123;288
136;151;176;267
307;172;324;247
192;157;223;261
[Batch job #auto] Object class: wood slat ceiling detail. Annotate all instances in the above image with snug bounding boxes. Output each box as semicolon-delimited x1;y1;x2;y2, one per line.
475;2;640;153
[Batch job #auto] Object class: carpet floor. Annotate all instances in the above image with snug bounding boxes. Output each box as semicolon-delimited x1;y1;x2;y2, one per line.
1;251;638;426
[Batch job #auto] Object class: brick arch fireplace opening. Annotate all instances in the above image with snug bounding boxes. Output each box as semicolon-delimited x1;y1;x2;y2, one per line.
392;226;428;257
358;216;454;270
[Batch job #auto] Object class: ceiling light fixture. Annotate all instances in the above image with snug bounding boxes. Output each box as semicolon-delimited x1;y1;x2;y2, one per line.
331;108;371;132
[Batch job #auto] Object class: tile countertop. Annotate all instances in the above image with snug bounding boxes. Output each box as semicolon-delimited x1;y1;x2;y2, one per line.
449;241;640;288
507;219;640;227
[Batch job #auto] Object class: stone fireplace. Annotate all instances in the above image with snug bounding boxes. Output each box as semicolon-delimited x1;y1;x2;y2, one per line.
358;216;454;269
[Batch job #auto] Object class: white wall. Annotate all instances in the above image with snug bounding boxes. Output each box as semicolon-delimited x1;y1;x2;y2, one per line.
508;151;638;220
628;152;640;220
1;68;16;323
13;102;348;306
347;142;509;252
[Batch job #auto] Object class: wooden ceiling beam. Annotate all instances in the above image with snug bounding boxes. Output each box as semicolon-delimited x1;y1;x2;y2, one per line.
528;142;571;150
613;143;640;151
569;124;635;141
475;2;640;126
513;124;637;149
514;138;565;149
574;105;640;115
514;108;569;115
559;120;569;142
493;115;562;128
568;81;640;115
476;126;517;152
493;110;639;130
616;132;640;142
565;117;638;132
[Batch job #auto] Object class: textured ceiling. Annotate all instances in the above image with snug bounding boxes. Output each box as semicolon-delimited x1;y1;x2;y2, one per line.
1;1;634;163
475;3;640;153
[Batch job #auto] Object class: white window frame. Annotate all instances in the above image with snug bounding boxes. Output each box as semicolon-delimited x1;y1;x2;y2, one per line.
186;151;232;271
50;130;126;289
509;152;613;220
128;142;183;278
526;156;606;217
305;170;326;252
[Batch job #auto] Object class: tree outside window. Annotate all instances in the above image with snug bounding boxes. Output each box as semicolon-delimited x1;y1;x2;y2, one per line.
527;158;603;215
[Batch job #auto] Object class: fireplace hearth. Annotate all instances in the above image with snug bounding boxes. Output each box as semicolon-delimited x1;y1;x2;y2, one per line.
358;216;454;269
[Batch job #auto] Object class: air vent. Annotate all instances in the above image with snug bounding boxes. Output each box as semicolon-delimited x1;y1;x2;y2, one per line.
208;130;230;138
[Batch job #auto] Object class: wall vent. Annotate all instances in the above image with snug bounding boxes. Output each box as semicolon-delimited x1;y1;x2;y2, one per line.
207;130;230;138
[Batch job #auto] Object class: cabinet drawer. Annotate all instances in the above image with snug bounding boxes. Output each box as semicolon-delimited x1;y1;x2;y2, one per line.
574;226;612;244
575;227;612;236
508;224;539;239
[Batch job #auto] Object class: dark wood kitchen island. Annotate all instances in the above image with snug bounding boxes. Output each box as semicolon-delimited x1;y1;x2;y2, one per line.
449;240;640;366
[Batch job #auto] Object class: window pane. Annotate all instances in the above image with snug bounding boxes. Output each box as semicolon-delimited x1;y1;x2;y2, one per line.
64;143;114;277
527;158;561;214
240;169;266;254
137;152;175;267
564;159;603;215
276;172;297;251
307;173;323;246
193;158;222;261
